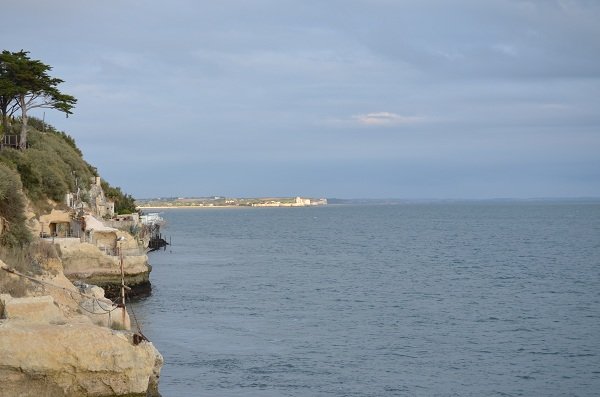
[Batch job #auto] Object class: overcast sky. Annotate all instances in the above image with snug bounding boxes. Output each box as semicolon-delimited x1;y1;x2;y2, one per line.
3;0;599;199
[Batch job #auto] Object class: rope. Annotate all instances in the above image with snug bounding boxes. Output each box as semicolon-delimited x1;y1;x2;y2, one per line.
1;265;120;314
126;293;149;343
2;264;150;342
67;290;121;315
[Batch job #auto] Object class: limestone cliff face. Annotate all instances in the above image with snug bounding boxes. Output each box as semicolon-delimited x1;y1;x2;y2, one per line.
0;259;162;397
56;241;151;298
0;133;163;395
58;241;149;276
0;321;162;397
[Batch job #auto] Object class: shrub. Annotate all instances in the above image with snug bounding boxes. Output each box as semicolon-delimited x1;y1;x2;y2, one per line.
101;181;138;215
0;126;96;206
0;164;31;247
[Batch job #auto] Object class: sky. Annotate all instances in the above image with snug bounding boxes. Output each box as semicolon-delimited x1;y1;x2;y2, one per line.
2;0;600;199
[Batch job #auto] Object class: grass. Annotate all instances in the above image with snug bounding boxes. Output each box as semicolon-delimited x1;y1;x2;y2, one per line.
0;241;59;297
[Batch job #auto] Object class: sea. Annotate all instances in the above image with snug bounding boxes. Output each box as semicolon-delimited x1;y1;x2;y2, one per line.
130;202;600;396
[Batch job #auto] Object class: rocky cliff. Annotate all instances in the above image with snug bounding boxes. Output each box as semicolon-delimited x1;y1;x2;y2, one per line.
0;119;163;396
0;320;162;397
0;257;162;397
57;240;152;299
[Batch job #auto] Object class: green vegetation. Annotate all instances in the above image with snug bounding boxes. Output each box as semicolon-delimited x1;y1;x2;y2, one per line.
0;118;96;206
0;50;144;314
0;50;76;149
0;163;31;247
101;180;137;215
0;115;141;227
0;49;137;251
0;241;58;296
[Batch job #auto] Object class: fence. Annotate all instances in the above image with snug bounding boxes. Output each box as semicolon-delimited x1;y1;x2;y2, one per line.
0;135;29;149
98;246;147;257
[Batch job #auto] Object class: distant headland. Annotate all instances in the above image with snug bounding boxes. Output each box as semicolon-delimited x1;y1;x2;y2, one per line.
136;196;328;208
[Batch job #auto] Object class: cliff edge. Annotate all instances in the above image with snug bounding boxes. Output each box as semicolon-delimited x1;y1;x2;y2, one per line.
0;119;163;395
0;257;162;397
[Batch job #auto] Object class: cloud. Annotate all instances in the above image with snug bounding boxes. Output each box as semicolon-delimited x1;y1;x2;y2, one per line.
4;0;598;198
353;112;423;126
492;43;518;57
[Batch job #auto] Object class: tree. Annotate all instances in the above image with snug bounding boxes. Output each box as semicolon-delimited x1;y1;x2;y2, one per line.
0;50;76;149
101;180;138;215
0;51;21;137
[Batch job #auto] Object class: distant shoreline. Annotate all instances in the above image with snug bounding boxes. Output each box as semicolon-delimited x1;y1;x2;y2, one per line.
136;197;600;210
136;205;321;210
138;206;245;209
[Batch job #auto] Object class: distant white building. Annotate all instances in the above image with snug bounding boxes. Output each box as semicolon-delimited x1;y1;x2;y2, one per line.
140;213;165;226
295;197;311;206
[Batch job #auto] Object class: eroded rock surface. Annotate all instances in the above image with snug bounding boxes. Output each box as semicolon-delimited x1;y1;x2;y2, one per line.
57;242;151;298
0;321;163;397
0;260;162;397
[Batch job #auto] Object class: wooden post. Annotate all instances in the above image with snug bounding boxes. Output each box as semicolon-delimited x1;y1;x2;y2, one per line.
119;241;126;326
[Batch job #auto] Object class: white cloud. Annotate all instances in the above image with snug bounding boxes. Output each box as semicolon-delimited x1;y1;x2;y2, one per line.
353;112;423;126
492;43;518;57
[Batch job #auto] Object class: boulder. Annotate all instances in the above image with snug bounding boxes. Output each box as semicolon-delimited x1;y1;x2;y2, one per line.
0;321;162;397
57;242;151;298
0;294;65;324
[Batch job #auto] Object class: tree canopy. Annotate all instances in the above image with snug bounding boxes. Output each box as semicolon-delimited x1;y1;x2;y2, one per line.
0;52;21;135
0;50;76;148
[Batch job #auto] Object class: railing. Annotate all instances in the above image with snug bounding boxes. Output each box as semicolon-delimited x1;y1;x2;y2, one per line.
98;246;147;257
120;247;147;256
41;229;147;257
42;237;82;247
40;230;80;239
0;135;19;149
98;246;117;256
0;135;30;149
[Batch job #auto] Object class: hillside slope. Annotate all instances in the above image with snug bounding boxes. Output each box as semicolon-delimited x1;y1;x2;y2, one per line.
0;118;135;247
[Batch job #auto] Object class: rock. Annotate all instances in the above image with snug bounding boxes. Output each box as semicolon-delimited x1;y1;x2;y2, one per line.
0;294;66;324
0;321;163;397
74;283;131;329
40;257;64;276
57;242;152;299
0;261;160;396
58;242;149;276
77;295;131;330
79;283;107;299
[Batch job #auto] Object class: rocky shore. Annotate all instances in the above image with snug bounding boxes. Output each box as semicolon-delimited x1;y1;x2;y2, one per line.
0;257;162;397
0;177;164;396
57;241;153;299
0;107;165;395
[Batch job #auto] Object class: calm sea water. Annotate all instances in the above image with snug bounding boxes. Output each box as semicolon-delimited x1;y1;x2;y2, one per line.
131;202;600;396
